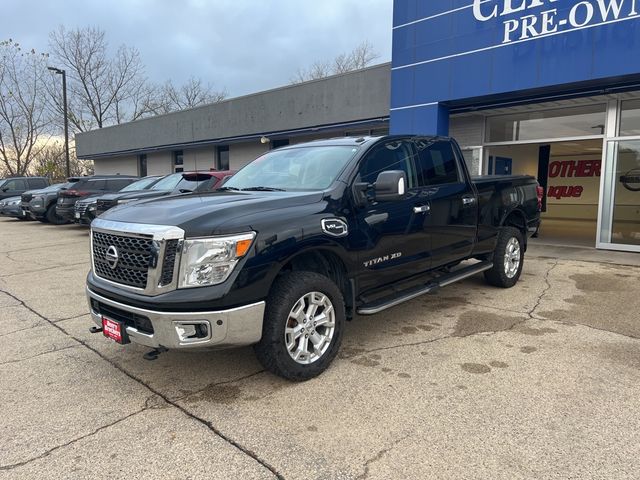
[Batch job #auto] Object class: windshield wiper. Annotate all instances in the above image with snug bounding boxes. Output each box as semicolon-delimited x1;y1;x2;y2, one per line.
241;186;286;192
217;186;240;191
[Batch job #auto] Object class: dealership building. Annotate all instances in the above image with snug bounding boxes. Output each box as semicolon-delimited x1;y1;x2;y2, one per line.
76;0;640;253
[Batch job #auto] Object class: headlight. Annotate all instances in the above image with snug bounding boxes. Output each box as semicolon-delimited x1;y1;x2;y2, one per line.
178;232;255;288
9;200;19;206
32;196;43;205
88;204;97;211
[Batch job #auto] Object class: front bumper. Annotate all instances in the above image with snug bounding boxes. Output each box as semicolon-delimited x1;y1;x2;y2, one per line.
87;287;265;350
0;205;22;218
56;204;76;221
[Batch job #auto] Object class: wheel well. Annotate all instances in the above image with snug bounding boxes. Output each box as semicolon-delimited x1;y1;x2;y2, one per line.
277;250;354;319
502;209;528;249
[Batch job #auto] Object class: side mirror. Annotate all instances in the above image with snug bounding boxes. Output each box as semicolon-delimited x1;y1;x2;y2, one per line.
374;170;407;202
1;187;8;192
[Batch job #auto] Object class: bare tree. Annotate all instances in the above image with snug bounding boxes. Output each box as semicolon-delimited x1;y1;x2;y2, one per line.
30;140;91;181
0;40;52;175
48;26;152;131
151;76;227;114
291;40;380;84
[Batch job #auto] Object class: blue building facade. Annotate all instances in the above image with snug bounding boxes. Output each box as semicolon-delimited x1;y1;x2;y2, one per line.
391;1;640;252
391;0;640;135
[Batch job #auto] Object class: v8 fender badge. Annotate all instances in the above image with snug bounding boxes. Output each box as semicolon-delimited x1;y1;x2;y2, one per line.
321;218;348;238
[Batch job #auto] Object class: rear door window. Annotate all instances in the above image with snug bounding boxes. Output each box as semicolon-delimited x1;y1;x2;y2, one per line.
415;140;462;186
28;178;47;189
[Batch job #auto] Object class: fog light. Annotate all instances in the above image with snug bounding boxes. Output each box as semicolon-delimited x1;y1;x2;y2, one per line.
174;321;210;342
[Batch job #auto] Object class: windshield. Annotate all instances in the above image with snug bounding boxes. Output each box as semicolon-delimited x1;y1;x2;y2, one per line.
150;172;212;192
222;146;359;191
150;173;183;191
120;176;160;192
38;183;65;193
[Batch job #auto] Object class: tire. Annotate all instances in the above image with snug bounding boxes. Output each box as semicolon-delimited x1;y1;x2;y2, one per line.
254;271;345;381
45;204;67;225
483;226;524;288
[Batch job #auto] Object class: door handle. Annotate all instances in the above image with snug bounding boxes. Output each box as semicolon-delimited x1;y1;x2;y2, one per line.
413;204;431;214
462;196;476;206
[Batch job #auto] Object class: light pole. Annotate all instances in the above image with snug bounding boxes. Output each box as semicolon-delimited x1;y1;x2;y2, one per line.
47;66;70;178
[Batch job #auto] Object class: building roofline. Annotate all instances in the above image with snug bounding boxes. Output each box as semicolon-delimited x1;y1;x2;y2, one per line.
78;116;389;160
77;62;392;137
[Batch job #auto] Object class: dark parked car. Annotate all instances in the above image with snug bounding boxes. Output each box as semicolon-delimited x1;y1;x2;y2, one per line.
0;177;49;200
95;170;234;216
0;196;24;219
73;175;163;225
21;182;75;224
56;176;138;223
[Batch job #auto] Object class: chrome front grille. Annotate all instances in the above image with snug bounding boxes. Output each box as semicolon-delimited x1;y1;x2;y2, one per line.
92;231;153;289
75;203;89;215
90;219;185;295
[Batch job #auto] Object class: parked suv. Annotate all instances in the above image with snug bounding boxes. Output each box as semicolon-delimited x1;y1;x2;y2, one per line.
74;175;163;225
95;170;234;216
56;176;138;223
22;181;78;224
0;177;49;200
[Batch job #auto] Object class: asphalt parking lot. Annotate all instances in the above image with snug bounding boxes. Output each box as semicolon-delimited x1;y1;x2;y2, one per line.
2;218;640;479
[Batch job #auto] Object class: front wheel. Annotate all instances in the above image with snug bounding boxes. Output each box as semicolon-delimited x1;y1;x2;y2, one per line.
254;271;345;381
484;226;524;288
45;204;67;225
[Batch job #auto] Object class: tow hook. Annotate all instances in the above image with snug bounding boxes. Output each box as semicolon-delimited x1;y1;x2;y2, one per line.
88;326;103;334
143;346;169;361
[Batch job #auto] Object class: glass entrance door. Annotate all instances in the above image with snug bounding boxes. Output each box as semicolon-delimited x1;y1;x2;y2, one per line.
599;140;640;251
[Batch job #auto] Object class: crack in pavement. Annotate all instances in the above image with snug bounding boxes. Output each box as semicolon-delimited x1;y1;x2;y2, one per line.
0;401;153;471
0;261;89;278
346;261;563;358
0;241;87;256
0;344;80;366
0;324;43;337
528;261;559;319
52;313;90;324
356;435;408;479
0;287;283;480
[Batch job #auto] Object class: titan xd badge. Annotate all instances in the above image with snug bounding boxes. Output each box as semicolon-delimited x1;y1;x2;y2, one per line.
321;218;348;237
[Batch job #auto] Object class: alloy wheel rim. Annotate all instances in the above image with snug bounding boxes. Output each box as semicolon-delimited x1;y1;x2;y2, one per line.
503;237;521;279
285;291;336;365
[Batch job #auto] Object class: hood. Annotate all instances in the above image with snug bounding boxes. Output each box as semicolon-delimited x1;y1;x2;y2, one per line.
77;194;104;205
101;190;323;236
97;189;166;202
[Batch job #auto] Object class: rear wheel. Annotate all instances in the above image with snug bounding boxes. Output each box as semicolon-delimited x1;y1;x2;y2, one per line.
254;271;345;381
484;227;524;288
45;204;67;225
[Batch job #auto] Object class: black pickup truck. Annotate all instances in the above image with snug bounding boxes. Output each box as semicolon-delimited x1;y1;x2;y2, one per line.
87;136;542;380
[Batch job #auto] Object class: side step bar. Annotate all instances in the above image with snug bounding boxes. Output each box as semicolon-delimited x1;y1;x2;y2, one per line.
356;261;493;315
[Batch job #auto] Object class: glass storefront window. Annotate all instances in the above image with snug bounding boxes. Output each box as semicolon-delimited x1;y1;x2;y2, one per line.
619;99;640;136
460;148;481;175
486;105;606;143
600;140;640;247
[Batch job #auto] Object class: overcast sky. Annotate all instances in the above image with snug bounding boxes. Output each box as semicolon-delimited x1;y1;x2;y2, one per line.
4;0;392;97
